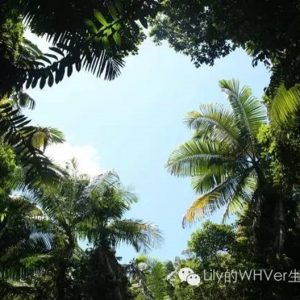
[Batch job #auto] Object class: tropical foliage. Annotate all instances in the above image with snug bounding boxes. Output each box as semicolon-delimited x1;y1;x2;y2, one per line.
0;0;159;187
1;1;300;299
0;159;162;299
167;79;266;224
0;0;160;96
0;96;65;187
167;79;300;288
130;220;300;300
151;0;300;93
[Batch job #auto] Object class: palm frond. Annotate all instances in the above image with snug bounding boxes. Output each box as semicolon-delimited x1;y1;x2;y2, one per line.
221;172;257;223
219;79;266;141
23;45;125;90
11;91;36;110
269;84;300;125
0;100;64;186
31;127;65;152
109;219;163;252
0;197;53;282
183;178;237;227
15;1;160;90
87;171;137;206
166;139;232;177
183;170;257;227
191;168;228;194
185;105;239;145
0;280;34;299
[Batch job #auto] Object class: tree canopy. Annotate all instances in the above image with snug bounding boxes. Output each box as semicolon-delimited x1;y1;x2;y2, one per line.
151;0;300;92
0;0;160;96
1;1;300;299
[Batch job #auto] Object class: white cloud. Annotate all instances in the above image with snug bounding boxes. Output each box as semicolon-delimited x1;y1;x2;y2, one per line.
46;143;102;177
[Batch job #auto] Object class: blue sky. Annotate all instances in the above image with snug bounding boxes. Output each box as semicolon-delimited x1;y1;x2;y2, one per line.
26;36;270;262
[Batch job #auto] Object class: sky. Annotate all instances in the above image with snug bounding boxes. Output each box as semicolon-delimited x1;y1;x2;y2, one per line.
25;33;270;263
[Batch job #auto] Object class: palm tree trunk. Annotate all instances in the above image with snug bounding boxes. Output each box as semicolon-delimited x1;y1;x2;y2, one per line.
95;247;129;300
56;262;66;300
56;230;75;300
275;197;286;255
102;250;123;300
253;186;287;264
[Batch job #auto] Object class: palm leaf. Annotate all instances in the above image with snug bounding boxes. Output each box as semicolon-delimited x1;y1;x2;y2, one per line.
183;170;257;227
183;177;237;227
191;168;229;194
0;100;64;186
166;139;232;177
0;280;34;299
221;171;257;222
269;84;300;125
11;91;36;110
31;127;65;152
185;104;239;145
108;219;163;252
219;79;266;141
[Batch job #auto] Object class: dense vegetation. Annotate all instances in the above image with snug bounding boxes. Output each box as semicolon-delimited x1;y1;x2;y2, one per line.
1;0;300;299
151;0;300;93
165;80;300;299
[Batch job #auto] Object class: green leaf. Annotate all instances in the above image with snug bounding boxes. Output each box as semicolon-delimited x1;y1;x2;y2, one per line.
104;28;113;36
31;76;39;88
48;73;54;87
112;23;121;31
0;213;6;222
270;85;300;125
102;36;110;48
94;10;108;26
39;75;47;89
113;31;121;46
26;74;33;89
67;64;73;77
85;19;97;34
132;21;140;34
49;47;64;57
108;4;118;19
37;55;51;64
75;61;81;72
55;63;65;83
44;53;58;60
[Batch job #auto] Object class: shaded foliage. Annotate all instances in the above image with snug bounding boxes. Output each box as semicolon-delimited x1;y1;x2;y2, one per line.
0;0;160;96
0;99;65;187
151;0;300;93
0;160;162;300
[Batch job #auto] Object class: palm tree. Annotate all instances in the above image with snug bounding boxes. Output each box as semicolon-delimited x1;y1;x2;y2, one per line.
1;154;162;299
78;171;163;300
167;79;300;263
0;140;56;299
0;194;52;299
167;79;266;225
80;171;162;252
28;160;89;300
33;161;162;300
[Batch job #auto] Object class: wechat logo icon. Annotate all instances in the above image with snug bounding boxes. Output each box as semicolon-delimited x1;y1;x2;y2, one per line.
178;268;201;286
